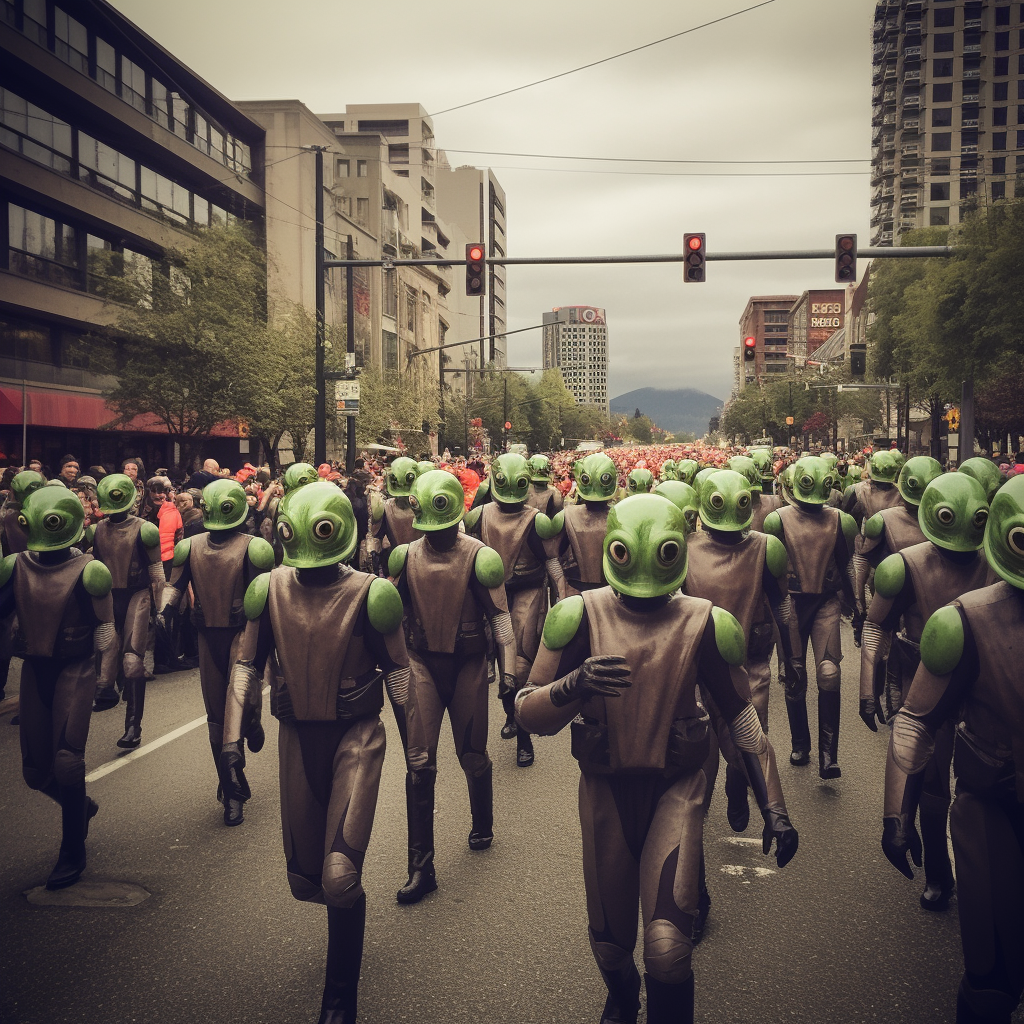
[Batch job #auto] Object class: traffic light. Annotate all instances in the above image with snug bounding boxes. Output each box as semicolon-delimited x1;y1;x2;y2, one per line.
850;342;866;376
466;243;485;297
683;232;706;283
835;233;857;283
743;336;756;362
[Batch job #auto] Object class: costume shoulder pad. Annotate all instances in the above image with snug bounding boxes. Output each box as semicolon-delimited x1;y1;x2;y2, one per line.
710;606;747;667
840;511;858;547
0;553;16;587
920;605;965;676
244;573;271;620
474;545;505;588
139;521;160;548
83;559;113;598
370;491;385;523
842;483;856;502
534;511;560;540
463;506;481;533
476;478;490;500
247;536;275;571
388;544;409;577
84;524;96;547
367;577;404;634
548;510;566;536
542;596;585;650
874;553;906;599
864;512;885;540
762;510;784;538
764;535;788;579
172;537;191;567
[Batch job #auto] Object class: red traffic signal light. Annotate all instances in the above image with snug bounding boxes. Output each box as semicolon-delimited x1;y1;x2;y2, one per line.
743;336;756;361
835;233;857;283
504;421;512;430
466;243;485;297
683;233;706;283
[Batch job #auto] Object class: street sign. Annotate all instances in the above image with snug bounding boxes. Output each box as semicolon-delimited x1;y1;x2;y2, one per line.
335;379;359;414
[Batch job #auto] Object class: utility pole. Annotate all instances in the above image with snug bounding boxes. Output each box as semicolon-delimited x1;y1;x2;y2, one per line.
345;234;356;473
503;375;508;452
311;145;328;468
904;380;911;455
959;378;975;466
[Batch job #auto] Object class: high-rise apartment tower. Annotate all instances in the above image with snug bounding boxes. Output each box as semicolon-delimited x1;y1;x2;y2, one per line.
542;306;609;413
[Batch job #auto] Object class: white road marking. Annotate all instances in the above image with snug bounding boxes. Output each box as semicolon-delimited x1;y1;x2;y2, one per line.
721;837;763;846
720;864;776;879
85;686;270;783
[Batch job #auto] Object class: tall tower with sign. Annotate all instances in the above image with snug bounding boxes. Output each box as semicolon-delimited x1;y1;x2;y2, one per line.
541;306;609;414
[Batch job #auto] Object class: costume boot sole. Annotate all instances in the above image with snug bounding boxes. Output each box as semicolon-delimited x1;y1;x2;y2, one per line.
396;874;438;904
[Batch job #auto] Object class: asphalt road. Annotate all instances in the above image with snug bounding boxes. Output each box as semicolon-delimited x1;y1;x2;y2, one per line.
0;622;1019;1024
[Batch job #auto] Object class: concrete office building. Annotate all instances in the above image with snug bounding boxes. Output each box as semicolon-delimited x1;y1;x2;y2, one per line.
736;295;798;392
541;306;609;413
1;0;265;469
788;288;847;367
871;0;1024;245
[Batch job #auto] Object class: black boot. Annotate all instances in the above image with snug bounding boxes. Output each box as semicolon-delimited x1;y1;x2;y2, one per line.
516;727;535;767
46;782;89;890
318;895;366;1024
93;677;120;713
919;804;955;911
956;980;1015;1024
397;770;437;903
598;962;641;1024
724;765;750;832
219;741;250;826
785;696;811;766
467;764;493;850
817;690;842;779
644;973;695;1024
500;692;516;740
117;676;146;749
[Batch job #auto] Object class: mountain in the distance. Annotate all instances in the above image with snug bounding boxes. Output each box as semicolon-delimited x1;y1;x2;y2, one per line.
610;387;724;436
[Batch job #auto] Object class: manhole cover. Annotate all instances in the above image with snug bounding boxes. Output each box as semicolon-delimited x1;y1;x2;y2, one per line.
24;881;151;907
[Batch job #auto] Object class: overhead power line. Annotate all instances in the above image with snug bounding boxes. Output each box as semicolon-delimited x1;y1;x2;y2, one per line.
481;165;870;178
443;149;869;166
427;0;777;117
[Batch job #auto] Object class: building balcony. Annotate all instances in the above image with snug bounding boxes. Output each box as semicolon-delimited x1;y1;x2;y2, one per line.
884;67;897;80
902;94;920;108
904;19;921;32
904;68;921;81
961;144;979;154
963;67;980;78
902;118;920;130
963;42;981;54
904;46;921;58
964;17;981;28
880;230;894;242
962;118;979;128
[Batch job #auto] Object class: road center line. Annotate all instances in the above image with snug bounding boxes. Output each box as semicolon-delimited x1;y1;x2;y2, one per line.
85;686;270;783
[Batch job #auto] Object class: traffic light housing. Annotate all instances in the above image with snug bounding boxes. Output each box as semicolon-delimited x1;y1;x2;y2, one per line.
743;336;756;362
835;234;857;283
466;243;485;297
683;233;706;283
850;342;866;376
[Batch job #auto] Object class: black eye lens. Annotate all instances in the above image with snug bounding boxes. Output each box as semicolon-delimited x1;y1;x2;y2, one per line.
313;519;335;540
658;540;680;565
432;494;449;512
609;541;630;565
907;477;919;491
406;473;416;484
409;496;420;511
111;489;123;501
518;478;528;489
936;507;955;525
1008;526;1024;555
823;477;833;491
495;474;506;486
17;514;28;528
43;513;63;531
738;494;750;509
221;501;234;515
278;522;293;541
800;475;814;490
973;509;989;529
709;492;725;510
601;473;612;485
581;474;591;486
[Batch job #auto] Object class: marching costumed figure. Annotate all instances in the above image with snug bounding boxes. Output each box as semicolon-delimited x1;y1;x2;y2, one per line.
228;481;409;1024
0;485;115;889
882;476;1024;1024
727;454;781;533
466;453;556;768
675;459;699;487
525;455;564;517
388;471;517;904
370;457;422;572
658;459;678;482
158;479;274;825
544;453;618;600
517;494;797;1024
654;480;700;535
862;473;992;913
625;468;655;495
764;456;858;777
843;450;903;534
958;457;1004;503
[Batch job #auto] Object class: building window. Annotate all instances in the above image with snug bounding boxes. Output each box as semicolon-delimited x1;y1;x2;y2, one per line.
994;107;1009;126
932;7;955;25
933;58;954;77
993;181;1006;200
932;33;954;52
78;133;136;201
993;157;1007;174
930;157;951;174
7;202;81;288
336;159;349;178
357;160;367;177
996;31;1011;50
996;6;1011;25
932;133;952;152
53;8;89;75
931;182;950;201
1018;130;1024;148
356;197;369;225
383;330;398;370
1019;81;1024;99
933;83;953;102
932;108;952;127
960;178;978;197
995;57;1010;76
994;132;1007;150
995;82;1010;101
1018;54;1024;74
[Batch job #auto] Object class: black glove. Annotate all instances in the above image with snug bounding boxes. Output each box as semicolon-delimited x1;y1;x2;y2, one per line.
783;659;807;694
859;697;886;732
852;611;864;648
550;655;631;708
762;807;799;868
881;815;922;880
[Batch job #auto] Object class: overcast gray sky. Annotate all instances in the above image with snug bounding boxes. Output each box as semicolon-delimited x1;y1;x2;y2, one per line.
113;0;873;403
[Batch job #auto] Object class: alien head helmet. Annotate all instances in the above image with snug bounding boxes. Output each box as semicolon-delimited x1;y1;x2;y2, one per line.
845;464;864;487
386;457;421;499
700;470;754;532
200;479;249;531
693;467;718;497
890;450;905;471
283;462;319;494
819;453;839;471
984;476;1024;589
626;468;655;495
417;461;436;476
959;457;1004;503
95;473;138;515
574;453;618;503
527;455;551;484
19;485;85;552
654;480;700;535
749;448;774;488
490;453;532;505
409;470;466;531
790;456;835;506
9;470;46;508
658;459;678;482
869;450;899;484
675;459;699;486
726;455;762;494
778;463;796;504
919;473;989;553
897;456;943;507
276;481;357;568
603;493;688;599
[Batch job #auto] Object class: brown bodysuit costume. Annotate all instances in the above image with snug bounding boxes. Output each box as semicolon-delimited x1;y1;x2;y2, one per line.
547;502;609;598
525;482;564;517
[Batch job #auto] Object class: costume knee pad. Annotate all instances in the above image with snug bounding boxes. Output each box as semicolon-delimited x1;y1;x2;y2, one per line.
589;937;634;973
321;852;363;908
123;651;145;681
53;747;85;787
459;751;491;777
643;919;693;984
287;870;326;904
816;659;841;693
406;746;433;771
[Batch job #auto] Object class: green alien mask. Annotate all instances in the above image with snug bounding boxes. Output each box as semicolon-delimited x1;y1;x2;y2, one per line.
749;449;774;489
726;455;762;495
283;463;319;494
409;471;466;532
958;458;1004;503
201;479;249;531
603;494;689;599
490;453;532;505
528;455;551;483
387;457;421;499
9;470;45;507
276;481;357;568
984;476;1024;589
790;456;836;506
693;467;718;497
95;473;137;515
574;453;618;503
868;451;898;484
919;474;989;553
675;460;699;486
897;456;943;507
659;459;678;482
700;470;754;532
654;480;700;535
18;485;85;552
626;468;655;495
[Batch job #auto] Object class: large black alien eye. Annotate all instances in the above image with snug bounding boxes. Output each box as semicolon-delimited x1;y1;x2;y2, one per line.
608;540;630;565
737;494;751;510
709;492;725;511
1007;526;1024;555
972;509;989;530
278;521;294;541
432;494;449;512
600;473;613;486
43;512;63;531
800;475;814;491
313;519;335;540
221;500;235;515
936;506;955;526
657;540;680;565
580;474;591;486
